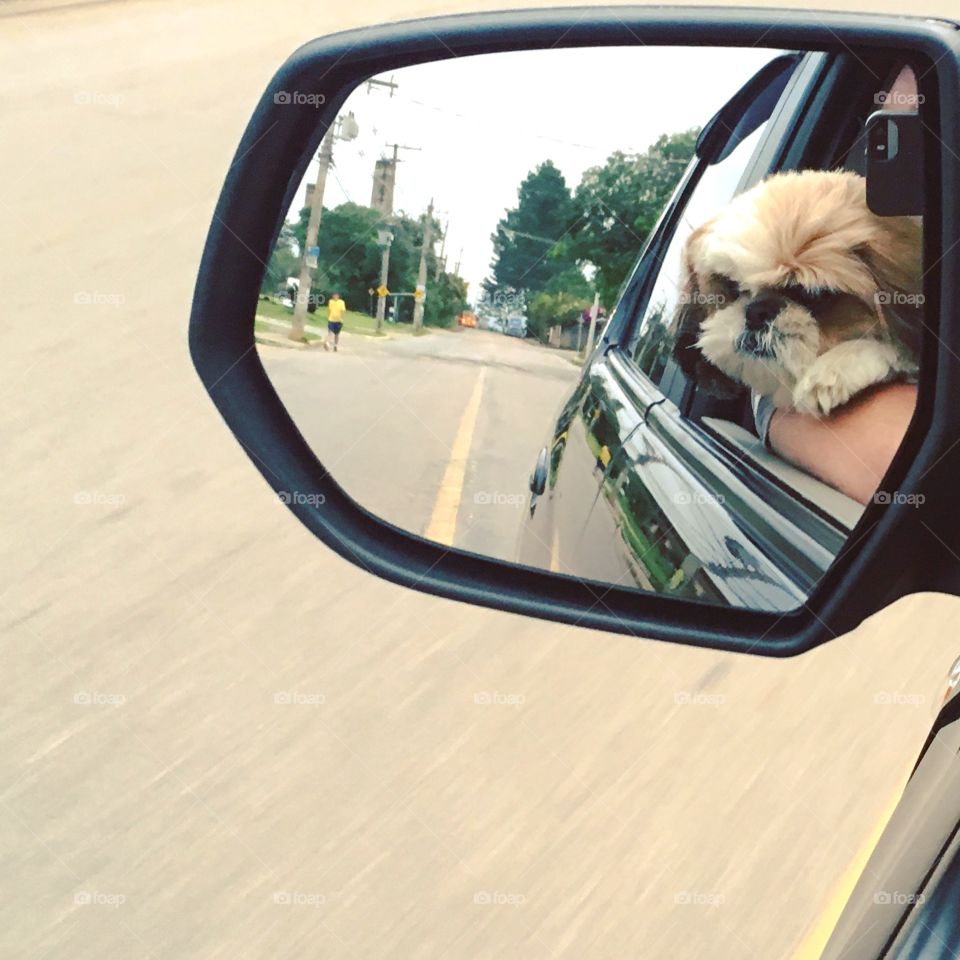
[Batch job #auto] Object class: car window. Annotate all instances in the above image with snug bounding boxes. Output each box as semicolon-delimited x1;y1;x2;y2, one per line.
627;124;768;386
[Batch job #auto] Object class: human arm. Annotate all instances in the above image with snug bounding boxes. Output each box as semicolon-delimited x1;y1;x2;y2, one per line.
766;382;917;505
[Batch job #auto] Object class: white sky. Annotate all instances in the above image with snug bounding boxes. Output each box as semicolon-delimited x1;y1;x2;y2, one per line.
288;45;784;302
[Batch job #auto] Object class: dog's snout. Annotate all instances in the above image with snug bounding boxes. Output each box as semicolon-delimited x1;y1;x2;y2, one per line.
745;297;785;332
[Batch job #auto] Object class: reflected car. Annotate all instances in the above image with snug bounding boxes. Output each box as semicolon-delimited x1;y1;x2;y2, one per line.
516;48;886;612
504;314;527;338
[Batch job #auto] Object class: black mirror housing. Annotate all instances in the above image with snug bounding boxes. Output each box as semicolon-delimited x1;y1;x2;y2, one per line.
190;7;960;656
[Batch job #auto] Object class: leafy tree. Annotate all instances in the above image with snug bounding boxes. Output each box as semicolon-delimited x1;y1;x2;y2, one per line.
569;129;698;308
527;289;591;344
486;160;579;299
424;272;469;328
261;222;299;294
290;202;383;310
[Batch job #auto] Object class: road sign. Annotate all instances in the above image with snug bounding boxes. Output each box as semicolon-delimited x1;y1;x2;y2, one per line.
414;285;426;303
305;245;320;269
377;284;389;298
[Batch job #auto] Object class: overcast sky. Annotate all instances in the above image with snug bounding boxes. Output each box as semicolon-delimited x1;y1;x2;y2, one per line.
288;45;784;303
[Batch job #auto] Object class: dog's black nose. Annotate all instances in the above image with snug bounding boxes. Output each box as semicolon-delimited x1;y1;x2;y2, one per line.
745;297;784;332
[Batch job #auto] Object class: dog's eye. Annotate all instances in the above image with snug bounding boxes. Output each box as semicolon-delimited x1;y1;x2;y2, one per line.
781;283;833;308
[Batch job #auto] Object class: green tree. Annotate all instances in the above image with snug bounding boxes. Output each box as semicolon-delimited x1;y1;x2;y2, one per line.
486;160;579;300
527;289;591;344
569;129;698;308
261;222;299;295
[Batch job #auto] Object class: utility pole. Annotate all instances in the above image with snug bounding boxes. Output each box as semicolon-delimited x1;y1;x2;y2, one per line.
375;226;393;334
366;76;399;97
412;198;434;332
434;221;448;281
371;142;419;333
289;113;359;342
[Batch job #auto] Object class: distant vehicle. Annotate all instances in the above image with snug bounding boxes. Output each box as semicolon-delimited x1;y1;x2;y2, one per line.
457;311;478;328
504;314;527;338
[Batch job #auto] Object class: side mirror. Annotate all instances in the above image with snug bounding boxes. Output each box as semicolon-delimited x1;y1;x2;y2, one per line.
190;8;960;656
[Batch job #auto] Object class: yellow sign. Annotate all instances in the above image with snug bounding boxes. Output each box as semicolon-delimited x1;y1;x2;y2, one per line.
414;286;426;302
377;284;389;297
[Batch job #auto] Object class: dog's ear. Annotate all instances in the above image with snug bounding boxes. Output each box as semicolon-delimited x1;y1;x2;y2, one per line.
853;216;924;361
670;227;742;399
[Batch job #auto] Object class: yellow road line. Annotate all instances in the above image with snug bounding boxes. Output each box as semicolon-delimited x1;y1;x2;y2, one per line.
424;368;486;546
791;778;907;960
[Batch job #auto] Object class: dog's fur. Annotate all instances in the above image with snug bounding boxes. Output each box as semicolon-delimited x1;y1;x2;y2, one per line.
671;170;923;416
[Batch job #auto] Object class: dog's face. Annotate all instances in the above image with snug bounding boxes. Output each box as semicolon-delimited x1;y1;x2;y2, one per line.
672;170;922;408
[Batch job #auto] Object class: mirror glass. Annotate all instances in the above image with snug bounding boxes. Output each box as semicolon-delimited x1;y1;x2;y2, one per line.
257;46;926;613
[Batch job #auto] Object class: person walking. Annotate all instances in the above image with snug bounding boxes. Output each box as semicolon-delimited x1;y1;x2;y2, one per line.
324;292;346;351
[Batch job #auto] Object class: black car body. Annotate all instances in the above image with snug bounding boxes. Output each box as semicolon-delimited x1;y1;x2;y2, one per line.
517;49;893;613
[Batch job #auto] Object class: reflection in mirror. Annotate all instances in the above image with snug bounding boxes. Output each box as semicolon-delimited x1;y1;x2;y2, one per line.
257;46;925;613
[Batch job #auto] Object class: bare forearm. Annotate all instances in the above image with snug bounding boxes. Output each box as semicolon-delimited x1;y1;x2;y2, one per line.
768;383;917;505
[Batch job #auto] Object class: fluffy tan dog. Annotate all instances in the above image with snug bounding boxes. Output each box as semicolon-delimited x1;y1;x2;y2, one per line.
672;170;922;415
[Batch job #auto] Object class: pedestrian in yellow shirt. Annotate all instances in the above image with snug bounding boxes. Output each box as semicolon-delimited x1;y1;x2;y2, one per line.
324;293;346;351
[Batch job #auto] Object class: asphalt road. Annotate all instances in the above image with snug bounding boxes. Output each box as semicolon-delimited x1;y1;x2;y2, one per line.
259;327;579;562
4;2;960;959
